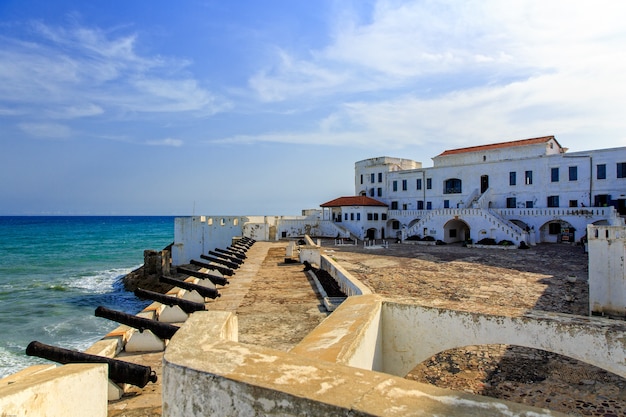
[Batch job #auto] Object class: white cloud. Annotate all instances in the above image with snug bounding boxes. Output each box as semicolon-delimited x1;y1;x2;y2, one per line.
145;138;183;147
0;21;226;120
242;0;626;153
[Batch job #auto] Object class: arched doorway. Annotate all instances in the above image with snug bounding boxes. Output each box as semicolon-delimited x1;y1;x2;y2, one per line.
443;219;470;243
366;228;376;240
539;220;575;243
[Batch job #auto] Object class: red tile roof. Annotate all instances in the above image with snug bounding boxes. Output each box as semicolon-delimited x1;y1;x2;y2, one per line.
321;196;388;207
436;136;559;157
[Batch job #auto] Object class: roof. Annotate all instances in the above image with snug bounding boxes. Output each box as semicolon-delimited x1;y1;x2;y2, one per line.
436;136;559;157
320;196;388;208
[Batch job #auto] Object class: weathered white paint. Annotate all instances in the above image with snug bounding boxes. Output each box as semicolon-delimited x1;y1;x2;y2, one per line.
320;253;372;296
0;363;107;417
163;310;562;417
158;305;188;323
588;225;626;317
171;216;246;265
124;329;166;352
381;300;626;378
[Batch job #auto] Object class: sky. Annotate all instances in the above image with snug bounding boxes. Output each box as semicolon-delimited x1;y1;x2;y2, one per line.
1;1;625;216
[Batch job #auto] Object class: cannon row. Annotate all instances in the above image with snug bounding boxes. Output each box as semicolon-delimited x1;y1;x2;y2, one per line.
24;238;256;390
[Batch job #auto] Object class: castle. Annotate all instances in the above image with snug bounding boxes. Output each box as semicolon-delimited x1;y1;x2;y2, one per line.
319;135;626;246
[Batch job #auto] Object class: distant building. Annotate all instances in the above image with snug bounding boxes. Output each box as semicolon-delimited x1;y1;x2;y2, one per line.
323;136;626;244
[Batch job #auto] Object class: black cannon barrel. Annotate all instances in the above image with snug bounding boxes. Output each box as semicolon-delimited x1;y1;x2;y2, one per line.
240;237;255;246
234;239;252;249
226;246;248;259
208;250;243;265
159;276;220;299
134;288;207;314
95;306;180;340
26;340;157;388
200;254;239;270
217;247;246;260
176;267;229;286
191;258;234;276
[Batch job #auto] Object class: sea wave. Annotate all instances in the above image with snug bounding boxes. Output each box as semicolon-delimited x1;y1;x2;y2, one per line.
67;266;139;294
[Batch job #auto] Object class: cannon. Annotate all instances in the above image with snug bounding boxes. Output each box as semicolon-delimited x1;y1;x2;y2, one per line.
176;267;229;286
95;306;180;340
200;254;239;270
208;250;243;265
134;288;208;314
26;340;157;388
159;276;220;299
216;247;246;260
233;240;252;250
191;259;234;276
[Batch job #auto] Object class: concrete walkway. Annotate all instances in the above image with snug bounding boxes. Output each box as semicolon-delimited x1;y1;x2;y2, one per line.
108;241;328;416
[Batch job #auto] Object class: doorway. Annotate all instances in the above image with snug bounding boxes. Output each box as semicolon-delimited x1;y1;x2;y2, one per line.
481;175;489;193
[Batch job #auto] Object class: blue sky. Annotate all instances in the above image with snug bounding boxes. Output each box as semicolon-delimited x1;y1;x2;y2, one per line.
1;1;625;215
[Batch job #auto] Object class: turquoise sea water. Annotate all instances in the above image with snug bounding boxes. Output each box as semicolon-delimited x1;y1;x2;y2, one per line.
0;216;175;378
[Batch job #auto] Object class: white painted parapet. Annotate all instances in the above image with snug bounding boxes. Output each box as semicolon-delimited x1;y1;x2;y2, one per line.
162;305;563;416
0;363;107;417
588;225;626;317
320;254;372;296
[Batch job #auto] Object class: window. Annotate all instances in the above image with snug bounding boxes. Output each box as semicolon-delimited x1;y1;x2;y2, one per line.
417;200;424;210
367;213;373;221
356;213;360;221
551;167;559;182
377;188;382;197
391;201;398;210
392;181;398;192
378;172;382;183
416;179;422;190
526;201;533;208
618;162;626;178
392;221;400;230
360;174;363;184
525;171;533;185
569;200;578;207
444;178;462;194
597;164;606;180
444;200;450;208
344;213;348;221
369;189;374;197
507;197;516;208
402;179;407;191
547;195;559;207
381;213;387;220
370;173;375;183
402;203;407;210
426;178;432;189
373;213;379;221
426;201;432;210
350;213;354;221
509;172;516;186
569;166;578;181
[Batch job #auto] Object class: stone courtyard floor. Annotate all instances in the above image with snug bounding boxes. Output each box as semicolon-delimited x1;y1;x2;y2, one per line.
324;240;626;417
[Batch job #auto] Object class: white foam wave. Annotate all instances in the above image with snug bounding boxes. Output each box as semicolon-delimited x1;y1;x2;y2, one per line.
67;265;139;293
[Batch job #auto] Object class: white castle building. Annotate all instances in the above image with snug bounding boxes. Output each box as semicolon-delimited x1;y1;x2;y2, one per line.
320;136;626;246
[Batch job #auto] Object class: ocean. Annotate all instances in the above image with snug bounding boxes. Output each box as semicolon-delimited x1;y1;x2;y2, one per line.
0;216;175;378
